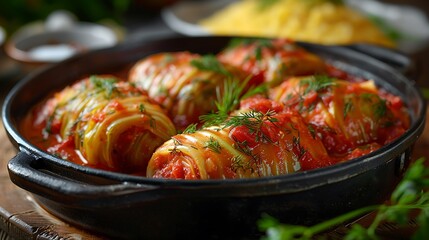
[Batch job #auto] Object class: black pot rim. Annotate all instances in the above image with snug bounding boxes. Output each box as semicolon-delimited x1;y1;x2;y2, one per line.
2;36;427;189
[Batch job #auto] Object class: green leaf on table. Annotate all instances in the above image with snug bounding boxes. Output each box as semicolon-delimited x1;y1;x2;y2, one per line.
258;157;429;240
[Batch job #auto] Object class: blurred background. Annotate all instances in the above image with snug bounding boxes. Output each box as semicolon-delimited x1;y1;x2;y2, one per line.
1;0;429;96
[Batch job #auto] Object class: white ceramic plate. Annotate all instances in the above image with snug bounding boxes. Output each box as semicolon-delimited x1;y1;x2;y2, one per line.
162;0;429;53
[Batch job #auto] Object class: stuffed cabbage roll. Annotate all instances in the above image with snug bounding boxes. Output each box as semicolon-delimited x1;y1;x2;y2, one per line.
25;75;176;174
270;75;410;157
147;97;332;179
217;38;327;87
128;52;251;129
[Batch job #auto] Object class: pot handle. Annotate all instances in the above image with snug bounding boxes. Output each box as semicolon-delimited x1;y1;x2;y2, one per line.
7;151;158;201
344;44;416;77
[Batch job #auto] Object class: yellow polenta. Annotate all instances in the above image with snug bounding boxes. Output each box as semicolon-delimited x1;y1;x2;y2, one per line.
199;0;395;47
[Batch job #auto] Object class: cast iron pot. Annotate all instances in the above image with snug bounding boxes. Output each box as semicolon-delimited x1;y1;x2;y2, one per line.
2;36;426;239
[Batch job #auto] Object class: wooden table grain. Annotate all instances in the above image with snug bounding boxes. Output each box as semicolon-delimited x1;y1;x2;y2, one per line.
0;121;103;239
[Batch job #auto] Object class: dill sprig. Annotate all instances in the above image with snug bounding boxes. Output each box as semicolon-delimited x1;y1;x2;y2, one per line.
204;136;222;153
190;54;232;77
200;77;267;127
300;75;337;95
231;155;255;173
227;37;272;49
182;123;198;134
360;93;388;119
90;75;119;99
258;157;429;240
225;110;278;143
343;99;353;119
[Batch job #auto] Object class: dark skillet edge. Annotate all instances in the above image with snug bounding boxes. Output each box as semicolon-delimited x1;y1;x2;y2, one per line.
1;36;427;239
2;35;427;187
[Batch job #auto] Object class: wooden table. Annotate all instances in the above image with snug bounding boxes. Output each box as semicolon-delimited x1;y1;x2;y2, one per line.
0;121;106;239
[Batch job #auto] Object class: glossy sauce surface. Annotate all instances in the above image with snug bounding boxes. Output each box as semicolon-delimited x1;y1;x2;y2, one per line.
21;39;410;179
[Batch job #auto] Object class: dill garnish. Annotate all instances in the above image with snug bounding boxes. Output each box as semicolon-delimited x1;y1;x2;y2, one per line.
232;138;261;167
182;123;198;134
204;136;222;153
225;110;278;143
343;99;353;119
168;138;183;154
190;54;232;77
300;75;337;95
231;155;254;173
90;75;118;99
139;103;145;113
200;77;267;127
360;93;388;119
226;37;272;49
307;124;316;139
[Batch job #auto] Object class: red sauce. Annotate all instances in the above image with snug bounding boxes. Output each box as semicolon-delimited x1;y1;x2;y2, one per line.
20;39;411;179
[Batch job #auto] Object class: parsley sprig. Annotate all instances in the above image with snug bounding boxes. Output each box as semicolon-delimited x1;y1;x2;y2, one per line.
258;157;429;240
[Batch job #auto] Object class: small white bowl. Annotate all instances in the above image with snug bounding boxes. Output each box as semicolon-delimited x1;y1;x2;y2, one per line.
5;11;118;65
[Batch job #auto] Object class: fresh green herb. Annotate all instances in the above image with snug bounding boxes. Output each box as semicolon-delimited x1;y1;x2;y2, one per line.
343;100;353;119
168;138;183;154
77;128;85;147
373;98;387;119
254;40;274;61
227;37;271;49
232;138;260;170
43;107;58;137
292;135;307;161
158;85;169;96
190;55;232;77
231;155;254;172
200;76;266;127
259;157;429;240
242;84;268;100
307;124;316;139
149;117;156;129
182;123;198;134
204;136;222;153
90;75;119;99
300;75;337;95
360;93;388;119
161;53;175;65
225;110;278;143
139;103;145;113
233;139;253;156
226;38;273;63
